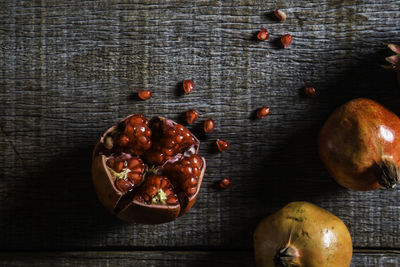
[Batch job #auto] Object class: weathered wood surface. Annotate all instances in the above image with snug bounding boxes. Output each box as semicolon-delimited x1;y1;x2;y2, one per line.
1;0;400;264
0;250;399;267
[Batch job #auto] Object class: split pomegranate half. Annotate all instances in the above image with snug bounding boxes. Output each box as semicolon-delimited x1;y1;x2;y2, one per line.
91;114;206;224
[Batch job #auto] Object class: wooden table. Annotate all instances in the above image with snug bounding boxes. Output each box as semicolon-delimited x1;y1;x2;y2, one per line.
1;1;399;266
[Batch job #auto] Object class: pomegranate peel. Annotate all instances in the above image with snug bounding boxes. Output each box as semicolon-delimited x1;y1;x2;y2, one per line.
92;114;206;224
319;98;400;190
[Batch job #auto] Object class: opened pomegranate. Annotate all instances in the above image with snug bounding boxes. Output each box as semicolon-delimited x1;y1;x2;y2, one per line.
254;202;352;267
92;114;206;224
319;98;400;190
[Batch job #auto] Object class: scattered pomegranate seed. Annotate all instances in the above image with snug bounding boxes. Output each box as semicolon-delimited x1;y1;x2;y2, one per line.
183;79;194;94
274;9;286;22
219;177;231;189
257;106;270;119
186;109;199;124
281;34;292;48
304;86;317;96
138;90;152;100
204;119;215;133
257;28;269;41
216;139;229;152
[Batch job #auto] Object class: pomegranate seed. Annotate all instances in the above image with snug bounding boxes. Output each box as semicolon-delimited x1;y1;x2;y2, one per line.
167;196;178;205
304;85;317;96
114;161;124;173
175;135;184;143
118;135;130;147
216;139;229;152
106;158;115;168
138;90;152;100
204;119;215;133
129;115;144;125
183;79;194;94
257;28;269;41
116;179;133;193
281;34;292;48
257;106;270;119
128;173;142;185
274;9;286;22
219;178;231;189
190;155;202;168
186;187;197;196
186;109;199;124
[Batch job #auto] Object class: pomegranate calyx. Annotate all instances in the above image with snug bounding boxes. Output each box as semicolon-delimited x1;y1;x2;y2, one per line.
274;246;300;267
376;159;400;188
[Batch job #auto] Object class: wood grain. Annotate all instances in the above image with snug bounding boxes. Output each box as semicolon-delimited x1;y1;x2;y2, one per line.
0;250;399;267
1;0;400;256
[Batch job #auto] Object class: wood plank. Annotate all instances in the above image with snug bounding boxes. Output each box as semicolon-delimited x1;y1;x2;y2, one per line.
1;0;400;250
0;250;399;267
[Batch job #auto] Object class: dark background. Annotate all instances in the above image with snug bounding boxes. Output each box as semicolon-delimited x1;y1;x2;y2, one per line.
1;0;399;266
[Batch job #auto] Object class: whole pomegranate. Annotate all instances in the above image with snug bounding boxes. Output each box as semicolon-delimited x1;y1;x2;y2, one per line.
319;98;400;190
254;202;353;267
91;114;206;224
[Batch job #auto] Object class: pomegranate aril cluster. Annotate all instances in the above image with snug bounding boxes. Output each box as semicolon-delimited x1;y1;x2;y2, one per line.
134;175;178;205
115;114;152;155
145;119;195;165
164;154;202;197
106;156;145;193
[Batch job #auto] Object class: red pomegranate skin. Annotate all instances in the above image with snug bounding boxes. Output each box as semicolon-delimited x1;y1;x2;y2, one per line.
319;98;400;190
